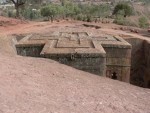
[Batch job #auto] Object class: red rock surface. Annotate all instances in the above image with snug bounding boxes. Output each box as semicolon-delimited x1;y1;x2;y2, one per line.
0;53;150;113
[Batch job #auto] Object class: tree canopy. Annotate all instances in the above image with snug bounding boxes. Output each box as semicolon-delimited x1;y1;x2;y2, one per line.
10;0;26;17
113;2;132;17
41;4;59;22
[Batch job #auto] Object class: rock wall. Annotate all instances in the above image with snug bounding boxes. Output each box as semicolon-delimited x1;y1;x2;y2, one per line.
125;38;150;88
16;45;44;57
103;47;131;83
143;40;150;88
16;45;106;76
42;54;106;76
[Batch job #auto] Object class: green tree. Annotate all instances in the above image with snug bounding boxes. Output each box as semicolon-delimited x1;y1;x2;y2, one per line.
41;4;59;22
10;0;26;18
63;1;75;18
113;2;132;17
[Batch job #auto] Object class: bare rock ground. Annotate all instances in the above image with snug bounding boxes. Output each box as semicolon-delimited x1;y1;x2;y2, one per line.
0;53;150;113
0;17;150;113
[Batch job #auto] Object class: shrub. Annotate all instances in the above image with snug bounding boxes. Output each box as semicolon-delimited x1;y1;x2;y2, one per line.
39;2;111;22
138;16;149;28
113;16;138;27
21;8;41;20
113;2;132;17
113;16;126;25
76;14;83;21
8;11;15;17
86;15;92;22
41;4;59;22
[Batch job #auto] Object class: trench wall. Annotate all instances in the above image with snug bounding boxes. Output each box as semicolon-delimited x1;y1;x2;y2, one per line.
16;45;44;57
16;44;106;76
143;40;150;88
42;54;106;76
125;38;150;88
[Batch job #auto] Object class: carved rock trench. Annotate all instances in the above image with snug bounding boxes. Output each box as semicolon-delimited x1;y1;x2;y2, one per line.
125;38;150;88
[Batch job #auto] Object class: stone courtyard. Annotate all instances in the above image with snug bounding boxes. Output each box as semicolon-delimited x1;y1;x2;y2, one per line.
15;32;131;82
